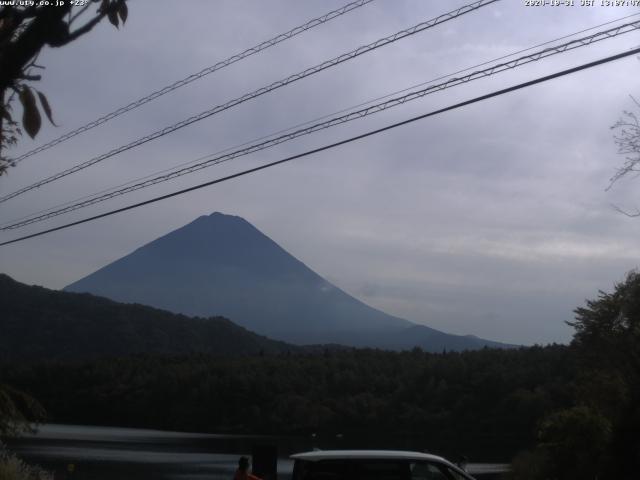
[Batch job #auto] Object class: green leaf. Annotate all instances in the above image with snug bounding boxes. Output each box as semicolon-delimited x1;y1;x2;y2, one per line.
118;1;128;24
19;87;41;139
36;90;57;126
108;8;119;28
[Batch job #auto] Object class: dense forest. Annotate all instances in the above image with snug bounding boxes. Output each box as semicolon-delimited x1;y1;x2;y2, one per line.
2;346;573;461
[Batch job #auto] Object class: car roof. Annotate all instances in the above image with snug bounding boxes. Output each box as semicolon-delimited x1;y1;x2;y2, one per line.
290;450;449;464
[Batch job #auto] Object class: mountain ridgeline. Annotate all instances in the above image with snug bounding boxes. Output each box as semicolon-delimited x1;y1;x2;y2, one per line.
0;274;294;361
65;213;512;351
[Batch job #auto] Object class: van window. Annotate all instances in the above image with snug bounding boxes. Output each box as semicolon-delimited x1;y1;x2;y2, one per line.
410;462;449;480
293;459;470;480
293;460;411;480
443;467;468;480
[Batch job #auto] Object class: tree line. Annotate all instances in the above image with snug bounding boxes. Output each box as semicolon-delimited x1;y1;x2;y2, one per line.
2;344;574;462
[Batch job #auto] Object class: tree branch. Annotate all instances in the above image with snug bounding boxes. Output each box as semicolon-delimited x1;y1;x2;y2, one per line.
65;12;107;43
0;5;72;91
18;74;41;81
611;203;640;217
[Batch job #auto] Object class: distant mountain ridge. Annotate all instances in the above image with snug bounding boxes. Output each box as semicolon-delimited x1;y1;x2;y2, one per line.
0;273;295;361
65;212;515;351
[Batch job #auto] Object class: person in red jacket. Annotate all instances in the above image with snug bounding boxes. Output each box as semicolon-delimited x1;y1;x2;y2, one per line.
234;456;262;480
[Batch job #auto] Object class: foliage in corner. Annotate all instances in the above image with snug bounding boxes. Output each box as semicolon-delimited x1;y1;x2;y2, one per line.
0;383;45;438
0;0;128;175
510;271;640;480
0;442;51;480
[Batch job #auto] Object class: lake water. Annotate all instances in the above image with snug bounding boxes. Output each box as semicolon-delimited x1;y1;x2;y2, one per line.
4;424;508;480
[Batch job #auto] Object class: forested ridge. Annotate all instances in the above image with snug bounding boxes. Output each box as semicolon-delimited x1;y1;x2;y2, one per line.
0;273;296;360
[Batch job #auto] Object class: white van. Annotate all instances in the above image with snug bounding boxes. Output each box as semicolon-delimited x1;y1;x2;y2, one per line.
290;450;475;480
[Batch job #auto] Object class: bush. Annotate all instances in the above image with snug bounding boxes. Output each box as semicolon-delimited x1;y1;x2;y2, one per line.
0;444;51;480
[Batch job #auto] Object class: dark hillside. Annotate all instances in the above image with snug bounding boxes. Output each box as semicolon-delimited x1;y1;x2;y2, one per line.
0;274;295;361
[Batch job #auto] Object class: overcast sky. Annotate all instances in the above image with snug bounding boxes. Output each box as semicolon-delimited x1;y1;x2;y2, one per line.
1;0;640;345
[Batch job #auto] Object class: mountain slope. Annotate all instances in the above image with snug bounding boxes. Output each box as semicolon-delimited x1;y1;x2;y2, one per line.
0;274;294;361
65;212;513;351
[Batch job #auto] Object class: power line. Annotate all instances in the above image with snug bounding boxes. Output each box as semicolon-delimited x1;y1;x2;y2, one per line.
7;0;376;165
4;19;639;231
0;0;499;205
5;19;637;229
2;46;639;247
6;12;635;230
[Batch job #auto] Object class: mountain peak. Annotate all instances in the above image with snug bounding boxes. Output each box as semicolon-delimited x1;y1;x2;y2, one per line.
65;214;513;351
198;211;246;222
209;211;236;218
187;211;252;228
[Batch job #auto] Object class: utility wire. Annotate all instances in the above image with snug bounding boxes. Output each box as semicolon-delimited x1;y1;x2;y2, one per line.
6;12;636;230
0;0;499;205
2;46;639;247
7;0;376;165
4;19;639;231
